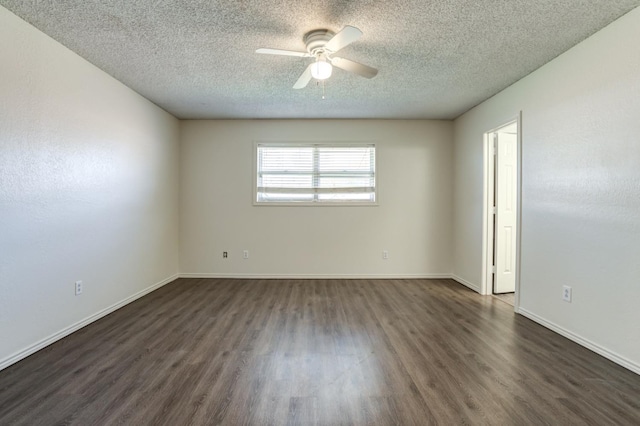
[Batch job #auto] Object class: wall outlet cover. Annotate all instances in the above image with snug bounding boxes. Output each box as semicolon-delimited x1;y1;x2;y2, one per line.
562;285;572;302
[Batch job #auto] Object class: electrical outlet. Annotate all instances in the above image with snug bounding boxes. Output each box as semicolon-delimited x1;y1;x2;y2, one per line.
223;251;228;258
562;285;572;303
75;280;83;296
243;250;249;259
382;250;389;260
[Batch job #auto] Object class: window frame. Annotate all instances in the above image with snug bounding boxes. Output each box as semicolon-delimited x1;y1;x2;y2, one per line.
253;141;378;207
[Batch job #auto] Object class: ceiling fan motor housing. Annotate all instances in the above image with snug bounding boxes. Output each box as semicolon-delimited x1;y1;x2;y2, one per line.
256;25;376;89
304;29;335;55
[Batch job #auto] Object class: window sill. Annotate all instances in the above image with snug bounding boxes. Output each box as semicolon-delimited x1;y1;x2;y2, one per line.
253;201;378;207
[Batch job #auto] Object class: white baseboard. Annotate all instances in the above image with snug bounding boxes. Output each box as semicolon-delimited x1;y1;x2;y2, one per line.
5;273;636;378
179;273;452;280
0;273;179;372
450;275;481;293
518;308;640;376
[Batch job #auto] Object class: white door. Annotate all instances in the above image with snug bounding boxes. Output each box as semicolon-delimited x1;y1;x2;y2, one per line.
494;131;517;293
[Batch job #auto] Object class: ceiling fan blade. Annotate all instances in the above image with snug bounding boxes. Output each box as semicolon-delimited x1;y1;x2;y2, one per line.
256;48;311;57
293;64;313;89
331;57;378;79
324;26;363;53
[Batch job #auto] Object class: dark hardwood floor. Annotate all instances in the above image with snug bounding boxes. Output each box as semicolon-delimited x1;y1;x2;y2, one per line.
0;278;639;425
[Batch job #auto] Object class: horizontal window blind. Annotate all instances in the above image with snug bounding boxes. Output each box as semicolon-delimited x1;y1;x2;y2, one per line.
256;144;376;204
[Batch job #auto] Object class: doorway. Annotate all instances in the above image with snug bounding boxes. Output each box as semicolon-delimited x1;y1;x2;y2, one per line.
483;118;520;309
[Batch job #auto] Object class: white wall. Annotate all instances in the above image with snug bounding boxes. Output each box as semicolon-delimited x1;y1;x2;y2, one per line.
453;7;640;372
0;7;180;369
180;120;453;278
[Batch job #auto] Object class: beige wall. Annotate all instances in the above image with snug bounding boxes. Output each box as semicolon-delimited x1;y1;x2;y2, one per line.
453;7;640;372
0;7;180;368
180;120;453;278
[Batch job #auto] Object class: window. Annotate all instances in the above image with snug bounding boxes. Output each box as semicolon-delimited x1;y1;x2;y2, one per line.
255;143;376;205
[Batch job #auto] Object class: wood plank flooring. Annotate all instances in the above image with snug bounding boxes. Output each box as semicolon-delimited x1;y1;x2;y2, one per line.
0;278;639;425
492;292;515;306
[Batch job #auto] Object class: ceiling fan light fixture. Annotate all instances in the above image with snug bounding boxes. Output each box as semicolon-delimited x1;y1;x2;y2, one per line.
257;26;376;89
310;59;332;80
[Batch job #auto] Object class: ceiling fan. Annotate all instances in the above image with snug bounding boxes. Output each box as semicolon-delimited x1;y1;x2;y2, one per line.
256;26;378;89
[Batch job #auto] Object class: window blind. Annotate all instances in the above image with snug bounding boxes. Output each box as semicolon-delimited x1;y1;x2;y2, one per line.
256;144;376;204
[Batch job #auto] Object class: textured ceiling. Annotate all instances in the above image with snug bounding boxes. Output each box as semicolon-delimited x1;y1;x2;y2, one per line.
2;1;639;119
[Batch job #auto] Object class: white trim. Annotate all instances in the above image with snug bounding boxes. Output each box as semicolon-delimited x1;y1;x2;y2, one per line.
0;273;179;372
451;275;482;293
253;141;378;206
482;115;522;300
179;273;452;280
482;130;494;296
519;308;640;376
6;272;636;377
251;201;379;207
514;112;523;312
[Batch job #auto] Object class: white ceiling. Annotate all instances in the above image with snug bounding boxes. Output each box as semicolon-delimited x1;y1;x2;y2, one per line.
2;1;639;119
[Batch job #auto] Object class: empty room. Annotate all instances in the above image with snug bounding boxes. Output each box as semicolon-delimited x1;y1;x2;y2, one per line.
1;1;639;424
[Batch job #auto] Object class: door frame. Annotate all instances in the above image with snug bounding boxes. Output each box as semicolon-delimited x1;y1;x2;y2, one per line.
482;113;522;311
